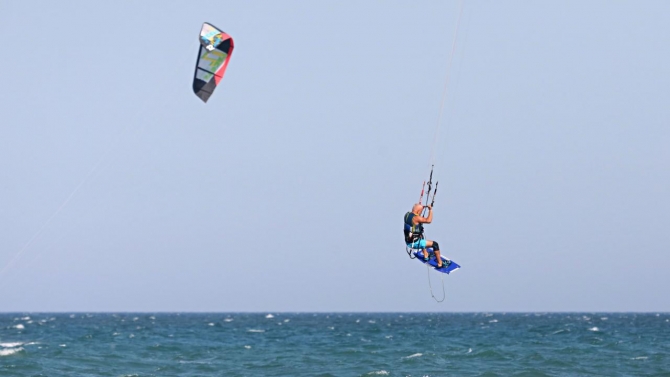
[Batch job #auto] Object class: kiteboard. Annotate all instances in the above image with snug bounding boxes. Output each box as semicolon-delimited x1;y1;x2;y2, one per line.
413;248;460;274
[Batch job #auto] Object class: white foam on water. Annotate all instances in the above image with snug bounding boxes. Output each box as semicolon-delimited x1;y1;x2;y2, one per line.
21;316;30;321
632;356;648;360
149;316;156;320
402;353;423;359
283;319;290;323
489;319;498;323
385;335;393;339
0;342;23;348
368;320;376;324
265;314;274;319
60;344;67;347
588;327;600;332
208;323;215;326
356;319;360;323
467;348;472;353
244;345;251;349
0;348;23;356
132;317;139;322
69;314;76;318
601;317;608;320
13;324;24;330
366;371;389;375
552;329;568;335
328;326;335;330
224;318;234;322
129;334;135;338
248;329;265;333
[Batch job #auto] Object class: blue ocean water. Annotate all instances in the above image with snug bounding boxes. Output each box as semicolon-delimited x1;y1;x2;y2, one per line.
0;313;668;376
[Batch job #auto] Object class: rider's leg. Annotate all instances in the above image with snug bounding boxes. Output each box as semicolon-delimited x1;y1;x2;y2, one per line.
417;239;429;260
426;240;443;268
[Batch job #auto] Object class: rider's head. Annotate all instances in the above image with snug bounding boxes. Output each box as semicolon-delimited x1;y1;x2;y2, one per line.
412;203;423;214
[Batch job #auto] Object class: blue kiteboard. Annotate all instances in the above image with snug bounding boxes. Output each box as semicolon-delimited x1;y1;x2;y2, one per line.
413;248;461;274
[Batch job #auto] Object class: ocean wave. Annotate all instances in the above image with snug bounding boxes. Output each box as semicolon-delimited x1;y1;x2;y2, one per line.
588;327;600;332
0;347;23;357
365;371;389;375
248;329;265;333
13;324;24;330
402;353;422;359
0;342;23;348
265;314;274;319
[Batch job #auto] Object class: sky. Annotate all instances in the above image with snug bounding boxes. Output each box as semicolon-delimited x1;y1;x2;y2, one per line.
1;1;669;312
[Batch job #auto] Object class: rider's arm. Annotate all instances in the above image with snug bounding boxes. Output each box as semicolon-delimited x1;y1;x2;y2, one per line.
413;206;433;224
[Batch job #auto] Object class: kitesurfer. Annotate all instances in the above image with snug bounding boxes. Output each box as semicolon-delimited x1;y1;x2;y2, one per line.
404;203;446;268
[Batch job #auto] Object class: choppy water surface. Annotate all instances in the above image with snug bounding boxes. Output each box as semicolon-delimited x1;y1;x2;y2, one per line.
1;313;668;376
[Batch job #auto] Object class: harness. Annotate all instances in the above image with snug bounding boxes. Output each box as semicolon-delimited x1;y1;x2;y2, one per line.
403;212;424;244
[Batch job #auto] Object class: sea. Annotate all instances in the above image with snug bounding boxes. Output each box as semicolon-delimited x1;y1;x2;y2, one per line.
0;313;668;376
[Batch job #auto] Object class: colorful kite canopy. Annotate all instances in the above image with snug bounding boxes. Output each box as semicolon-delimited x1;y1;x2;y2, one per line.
193;23;234;103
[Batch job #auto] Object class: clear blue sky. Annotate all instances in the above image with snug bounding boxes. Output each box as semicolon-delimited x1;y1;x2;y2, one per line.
1;1;669;312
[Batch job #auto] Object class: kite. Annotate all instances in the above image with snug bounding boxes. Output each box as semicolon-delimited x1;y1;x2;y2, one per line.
193;23;234;103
